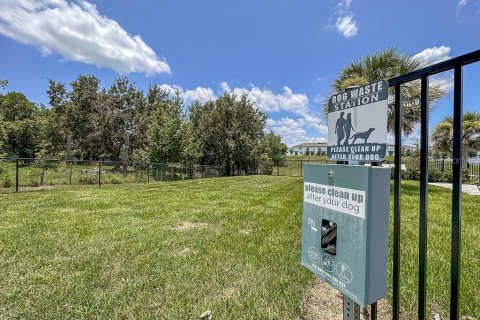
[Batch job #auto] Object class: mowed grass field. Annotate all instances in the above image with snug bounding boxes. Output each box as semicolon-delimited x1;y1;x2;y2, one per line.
0;176;479;319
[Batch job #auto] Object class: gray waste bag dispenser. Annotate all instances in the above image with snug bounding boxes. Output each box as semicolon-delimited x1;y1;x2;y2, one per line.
301;164;391;306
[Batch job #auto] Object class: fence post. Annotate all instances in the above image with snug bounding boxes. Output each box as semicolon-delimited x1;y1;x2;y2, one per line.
40;166;45;186
69;161;73;185
15;158;19;193
147;163;150;183
300;160;303;177
98;161;101;188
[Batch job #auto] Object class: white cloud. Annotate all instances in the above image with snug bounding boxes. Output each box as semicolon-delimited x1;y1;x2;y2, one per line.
183;87;216;104
456;0;480;16
157;84;215;104
328;1;358;38
431;71;454;92
314;93;326;104
0;0;170;75
335;15;358;38
267;117;327;147
413;46;453;92
336;0;353;10
226;84;328;145
158;82;327;146
413;46;451;67
230;85;309;114
219;82;231;92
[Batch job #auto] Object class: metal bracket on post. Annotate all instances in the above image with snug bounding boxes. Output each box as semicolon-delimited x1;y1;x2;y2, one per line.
343;296;360;320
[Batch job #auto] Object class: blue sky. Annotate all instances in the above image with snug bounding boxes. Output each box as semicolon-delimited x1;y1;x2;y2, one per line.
0;0;479;146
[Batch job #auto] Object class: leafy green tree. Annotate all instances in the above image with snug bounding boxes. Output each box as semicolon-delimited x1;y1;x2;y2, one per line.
35;105;66;159
261;131;287;166
67;75;100;159
0;92;39;157
190;93;266;175
47;75;103;159
147;95;186;163
130;85;169;160
432;112;480;165
182;121;202;164
327;48;445;135
94;76;138;161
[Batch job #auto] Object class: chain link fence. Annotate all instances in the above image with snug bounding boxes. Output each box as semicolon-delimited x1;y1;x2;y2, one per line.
0;158;221;193
2;157;479;194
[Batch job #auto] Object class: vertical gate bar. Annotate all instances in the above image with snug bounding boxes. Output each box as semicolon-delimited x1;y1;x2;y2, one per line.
393;83;402;320
450;65;463;320
418;75;429;320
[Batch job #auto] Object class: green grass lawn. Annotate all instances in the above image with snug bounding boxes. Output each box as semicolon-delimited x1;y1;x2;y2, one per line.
0;176;478;319
393;182;480;319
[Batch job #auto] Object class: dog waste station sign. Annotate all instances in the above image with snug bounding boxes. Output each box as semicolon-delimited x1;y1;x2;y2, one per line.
301;80;391;309
327;80;389;161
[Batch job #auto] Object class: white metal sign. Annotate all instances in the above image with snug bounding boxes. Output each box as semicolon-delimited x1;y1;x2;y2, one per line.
327;80;389;161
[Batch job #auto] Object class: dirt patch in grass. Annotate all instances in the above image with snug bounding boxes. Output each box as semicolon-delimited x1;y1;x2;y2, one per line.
239;228;252;235
171;221;209;232
302;279;410;320
302;279;343;320
177;247;195;256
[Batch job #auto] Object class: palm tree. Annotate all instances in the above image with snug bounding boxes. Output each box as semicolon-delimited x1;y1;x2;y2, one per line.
326;48;445;135
432;112;480;165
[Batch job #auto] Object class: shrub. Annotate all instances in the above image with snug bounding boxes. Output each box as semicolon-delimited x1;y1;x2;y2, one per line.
428;170;451;183
2;178;12;188
259;154;274;175
400;168;420;181
104;174;123;184
79;174;98;185
392;168;471;183
27;180;40;187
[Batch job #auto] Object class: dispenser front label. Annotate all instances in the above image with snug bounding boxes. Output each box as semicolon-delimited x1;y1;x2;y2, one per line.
304;182;366;219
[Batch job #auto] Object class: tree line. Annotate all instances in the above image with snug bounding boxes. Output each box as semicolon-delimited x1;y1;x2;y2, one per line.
0;76;287;175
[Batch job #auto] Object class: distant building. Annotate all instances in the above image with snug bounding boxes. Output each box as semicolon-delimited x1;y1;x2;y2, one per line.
289;142;327;156
386;144;416;156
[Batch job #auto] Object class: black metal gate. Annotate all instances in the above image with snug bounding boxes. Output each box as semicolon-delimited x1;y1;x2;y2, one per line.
388;49;480;320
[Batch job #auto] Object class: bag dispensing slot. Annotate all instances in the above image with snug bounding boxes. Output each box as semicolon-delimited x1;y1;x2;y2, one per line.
321;219;337;255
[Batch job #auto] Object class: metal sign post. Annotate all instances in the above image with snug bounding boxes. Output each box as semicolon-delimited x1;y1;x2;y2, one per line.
343;296;360;320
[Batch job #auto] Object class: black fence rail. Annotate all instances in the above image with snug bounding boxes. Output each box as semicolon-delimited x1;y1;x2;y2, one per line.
388;49;480;320
0;158;220;193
